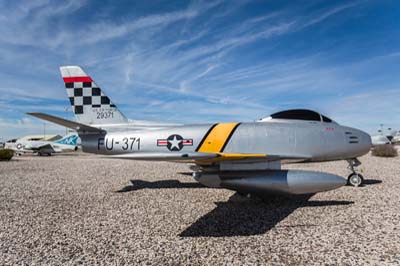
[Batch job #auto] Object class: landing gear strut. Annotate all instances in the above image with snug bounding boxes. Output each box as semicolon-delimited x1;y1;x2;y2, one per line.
347;158;364;187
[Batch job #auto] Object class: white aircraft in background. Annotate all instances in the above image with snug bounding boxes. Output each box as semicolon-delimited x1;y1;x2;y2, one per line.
393;132;400;144
5;134;79;156
371;127;400;146
371;135;391;146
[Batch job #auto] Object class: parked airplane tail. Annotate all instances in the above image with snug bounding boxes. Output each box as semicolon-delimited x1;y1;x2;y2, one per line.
60;66;128;125
54;134;79;146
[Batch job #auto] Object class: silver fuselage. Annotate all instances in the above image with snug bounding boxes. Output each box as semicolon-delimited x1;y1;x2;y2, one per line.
81;120;371;162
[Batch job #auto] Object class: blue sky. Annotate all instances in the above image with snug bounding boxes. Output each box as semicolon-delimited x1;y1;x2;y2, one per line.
0;0;399;139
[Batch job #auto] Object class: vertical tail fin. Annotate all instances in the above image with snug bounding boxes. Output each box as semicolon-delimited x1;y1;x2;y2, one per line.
54;134;79;146
60;66;128;125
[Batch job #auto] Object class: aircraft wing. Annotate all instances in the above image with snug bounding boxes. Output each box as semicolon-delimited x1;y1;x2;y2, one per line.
110;152;219;162
28;142;52;150
23;142;55;153
38;144;56;153
110;152;310;164
111;152;268;163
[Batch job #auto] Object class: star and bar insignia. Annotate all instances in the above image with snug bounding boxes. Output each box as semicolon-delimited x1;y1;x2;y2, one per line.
157;134;193;151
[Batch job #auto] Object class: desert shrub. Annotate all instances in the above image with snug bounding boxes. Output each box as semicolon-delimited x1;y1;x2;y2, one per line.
372;144;398;157
0;149;14;161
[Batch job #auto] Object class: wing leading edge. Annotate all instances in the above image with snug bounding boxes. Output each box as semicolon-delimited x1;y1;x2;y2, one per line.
110;152;268;164
109;152;310;164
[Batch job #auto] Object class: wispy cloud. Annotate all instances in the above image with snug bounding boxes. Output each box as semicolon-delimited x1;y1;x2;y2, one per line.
51;9;198;47
301;1;361;28
0;0;87;46
325;89;400;130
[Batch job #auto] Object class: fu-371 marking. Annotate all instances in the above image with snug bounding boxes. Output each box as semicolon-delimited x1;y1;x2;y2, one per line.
98;137;141;151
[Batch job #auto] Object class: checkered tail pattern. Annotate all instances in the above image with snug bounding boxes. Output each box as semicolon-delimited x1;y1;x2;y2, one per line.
60;66;128;125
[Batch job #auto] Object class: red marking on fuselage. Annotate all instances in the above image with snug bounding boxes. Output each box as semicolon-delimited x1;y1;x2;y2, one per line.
157;141;168;146
157;139;193;146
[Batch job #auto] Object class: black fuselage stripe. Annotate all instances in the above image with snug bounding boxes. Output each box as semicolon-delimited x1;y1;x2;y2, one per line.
220;123;241;152
195;123;218;152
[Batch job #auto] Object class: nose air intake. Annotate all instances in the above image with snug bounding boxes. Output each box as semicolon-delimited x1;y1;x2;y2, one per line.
345;131;360;144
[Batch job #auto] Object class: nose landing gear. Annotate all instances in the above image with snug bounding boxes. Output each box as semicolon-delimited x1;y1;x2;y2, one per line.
347;158;364;187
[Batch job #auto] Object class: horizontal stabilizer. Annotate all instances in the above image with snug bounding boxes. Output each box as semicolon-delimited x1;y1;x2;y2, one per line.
27;113;104;134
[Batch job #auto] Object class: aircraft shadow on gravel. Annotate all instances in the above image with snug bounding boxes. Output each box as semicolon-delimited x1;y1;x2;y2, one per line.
115;177;355;238
116;179;204;192
361;179;382;186
180;194;353;238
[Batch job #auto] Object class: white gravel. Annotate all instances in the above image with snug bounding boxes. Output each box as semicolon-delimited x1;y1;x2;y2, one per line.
0;152;399;265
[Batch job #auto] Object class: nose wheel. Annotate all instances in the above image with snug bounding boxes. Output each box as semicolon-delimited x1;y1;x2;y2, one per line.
347;173;364;187
347;158;364;187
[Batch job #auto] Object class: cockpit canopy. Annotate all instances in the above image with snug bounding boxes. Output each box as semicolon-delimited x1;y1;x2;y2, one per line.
259;109;336;123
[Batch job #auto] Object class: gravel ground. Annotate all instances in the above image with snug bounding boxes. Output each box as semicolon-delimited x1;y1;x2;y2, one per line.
0;152;399;265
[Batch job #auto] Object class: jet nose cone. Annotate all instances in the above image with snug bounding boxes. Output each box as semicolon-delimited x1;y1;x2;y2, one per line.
358;130;372;153
345;127;372;157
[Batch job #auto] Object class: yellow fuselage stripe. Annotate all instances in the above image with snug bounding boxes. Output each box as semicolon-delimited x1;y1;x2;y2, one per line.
197;122;239;153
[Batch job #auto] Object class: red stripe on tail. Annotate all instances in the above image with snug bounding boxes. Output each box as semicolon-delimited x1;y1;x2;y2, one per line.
63;76;93;83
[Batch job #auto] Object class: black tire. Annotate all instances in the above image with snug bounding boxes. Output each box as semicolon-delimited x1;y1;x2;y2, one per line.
347;173;364;187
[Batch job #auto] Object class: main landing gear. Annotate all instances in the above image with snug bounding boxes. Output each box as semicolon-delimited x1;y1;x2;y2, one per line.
347;158;364;187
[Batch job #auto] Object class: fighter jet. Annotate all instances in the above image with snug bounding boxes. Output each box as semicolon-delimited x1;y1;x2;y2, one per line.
371;128;400;146
28;66;371;195
371;135;391;146
393;132;400;144
5;134;79;156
